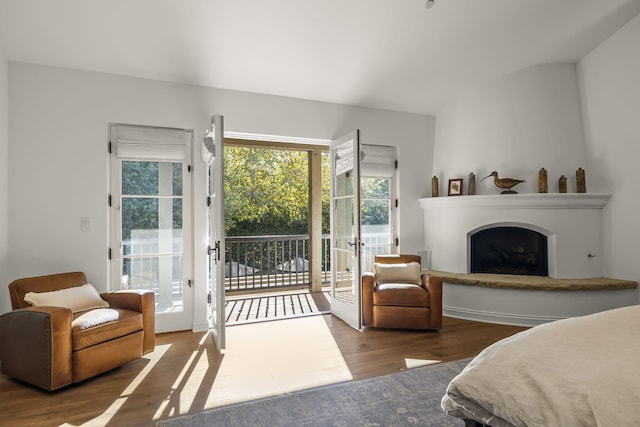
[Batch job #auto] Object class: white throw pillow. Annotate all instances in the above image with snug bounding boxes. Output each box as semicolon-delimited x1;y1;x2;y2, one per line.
373;262;421;285
24;283;110;313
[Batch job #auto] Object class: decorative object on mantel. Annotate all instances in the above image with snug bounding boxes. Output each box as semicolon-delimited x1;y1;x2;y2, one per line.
468;172;476;195
481;171;526;194
559;175;567;193
576;168;586;193
448;178;463;196
431;176;439;197
538;168;548;193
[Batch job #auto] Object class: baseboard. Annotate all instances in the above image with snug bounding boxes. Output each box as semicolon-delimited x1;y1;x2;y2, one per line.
443;306;563;327
191;321;210;333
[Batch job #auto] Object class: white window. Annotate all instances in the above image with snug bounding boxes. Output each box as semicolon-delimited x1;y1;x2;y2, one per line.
360;144;397;269
109;124;194;333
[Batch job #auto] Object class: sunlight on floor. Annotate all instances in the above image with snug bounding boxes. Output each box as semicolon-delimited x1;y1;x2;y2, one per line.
143;317;451;421
152;334;211;419
404;358;442;369
207;316;353;408
54;317;353;425
67;317;450;425
126;316;354;422
91;344;172;425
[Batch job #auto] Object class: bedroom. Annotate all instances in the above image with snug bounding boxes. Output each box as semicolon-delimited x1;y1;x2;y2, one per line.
1;0;640;425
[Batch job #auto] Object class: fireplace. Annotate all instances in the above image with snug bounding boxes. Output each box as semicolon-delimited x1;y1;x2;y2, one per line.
418;193;626;326
470;226;548;276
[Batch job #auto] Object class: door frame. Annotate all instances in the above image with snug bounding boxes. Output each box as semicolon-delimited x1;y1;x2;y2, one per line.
108;123;194;333
329;129;363;330
206;115;226;350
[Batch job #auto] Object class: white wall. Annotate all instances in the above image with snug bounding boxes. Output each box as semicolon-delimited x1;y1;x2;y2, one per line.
578;13;640;300
434;63;588;195
5;62;434;320
0;49;9;314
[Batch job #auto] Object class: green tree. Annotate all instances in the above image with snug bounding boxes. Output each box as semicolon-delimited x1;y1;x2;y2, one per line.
121;161;183;241
224;146;319;236
361;178;390;225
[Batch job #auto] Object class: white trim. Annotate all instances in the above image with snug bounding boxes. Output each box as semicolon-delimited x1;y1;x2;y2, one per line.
442;281;637;327
419;193;611;210
192;321;210;332
443;306;563;327
225;131;331;146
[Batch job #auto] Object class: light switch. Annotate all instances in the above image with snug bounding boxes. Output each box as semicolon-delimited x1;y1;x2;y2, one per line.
81;217;92;232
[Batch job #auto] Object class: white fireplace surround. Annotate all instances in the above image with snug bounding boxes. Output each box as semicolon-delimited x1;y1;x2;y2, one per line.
419;193;637;326
420;193;611;278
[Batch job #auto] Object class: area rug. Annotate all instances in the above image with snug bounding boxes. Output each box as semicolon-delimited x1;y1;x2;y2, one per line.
157;358;470;426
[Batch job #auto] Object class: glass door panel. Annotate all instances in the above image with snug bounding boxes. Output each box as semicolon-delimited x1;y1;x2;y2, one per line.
360;177;393;271
207;115;226;350
120;161;186;314
330;130;362;329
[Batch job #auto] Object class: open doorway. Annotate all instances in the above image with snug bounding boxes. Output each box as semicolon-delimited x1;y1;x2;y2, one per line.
221;138;398;326
222;139;331;325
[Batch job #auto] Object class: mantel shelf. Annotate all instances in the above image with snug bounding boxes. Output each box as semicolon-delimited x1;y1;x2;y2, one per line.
419;193;611;210
425;270;637;291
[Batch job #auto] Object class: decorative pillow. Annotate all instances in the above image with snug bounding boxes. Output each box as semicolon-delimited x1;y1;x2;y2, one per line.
373;262;421;285
24;283;110;313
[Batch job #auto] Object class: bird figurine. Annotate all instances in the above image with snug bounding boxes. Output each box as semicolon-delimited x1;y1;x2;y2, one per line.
481;171;526;194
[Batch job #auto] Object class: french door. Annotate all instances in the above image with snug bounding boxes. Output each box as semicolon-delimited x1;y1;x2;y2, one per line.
204;115;226;350
110;124;193;333
330;130;362;329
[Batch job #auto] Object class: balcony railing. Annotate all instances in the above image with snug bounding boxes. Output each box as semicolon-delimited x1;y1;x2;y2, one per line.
224;234;330;292
224;234;392;293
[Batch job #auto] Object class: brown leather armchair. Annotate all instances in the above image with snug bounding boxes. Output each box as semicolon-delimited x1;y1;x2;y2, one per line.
0;272;155;390
362;254;442;330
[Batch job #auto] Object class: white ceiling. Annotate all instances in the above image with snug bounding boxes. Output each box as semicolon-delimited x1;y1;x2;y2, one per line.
1;0;639;116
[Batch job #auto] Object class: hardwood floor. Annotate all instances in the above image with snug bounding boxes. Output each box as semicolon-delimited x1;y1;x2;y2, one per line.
0;315;526;427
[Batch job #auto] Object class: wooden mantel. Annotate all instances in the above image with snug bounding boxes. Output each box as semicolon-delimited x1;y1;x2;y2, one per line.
425;270;637;292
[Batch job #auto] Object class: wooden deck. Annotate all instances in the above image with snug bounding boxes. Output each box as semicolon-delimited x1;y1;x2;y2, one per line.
225;290;331;325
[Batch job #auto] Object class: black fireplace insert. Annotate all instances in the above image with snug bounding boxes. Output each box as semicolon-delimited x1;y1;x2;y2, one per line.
470;226;548;276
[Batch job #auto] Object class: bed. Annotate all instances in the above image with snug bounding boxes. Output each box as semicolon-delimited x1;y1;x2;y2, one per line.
441;304;640;427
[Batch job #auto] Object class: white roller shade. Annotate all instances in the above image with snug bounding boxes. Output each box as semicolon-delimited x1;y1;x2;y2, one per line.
111;124;191;161
361;144;396;178
334;143;396;178
334;143;355;176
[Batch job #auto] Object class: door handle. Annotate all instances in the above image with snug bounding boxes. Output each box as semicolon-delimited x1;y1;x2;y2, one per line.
207;241;221;261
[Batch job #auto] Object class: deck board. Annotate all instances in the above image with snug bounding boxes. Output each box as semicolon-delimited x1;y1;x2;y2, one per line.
226;290;331;325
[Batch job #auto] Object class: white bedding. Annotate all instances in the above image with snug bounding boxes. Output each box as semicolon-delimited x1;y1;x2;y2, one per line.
442;304;640;427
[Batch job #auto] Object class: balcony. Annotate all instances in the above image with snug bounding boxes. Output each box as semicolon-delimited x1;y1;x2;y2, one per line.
224;234;329;292
224;233;391;293
223;233;391;325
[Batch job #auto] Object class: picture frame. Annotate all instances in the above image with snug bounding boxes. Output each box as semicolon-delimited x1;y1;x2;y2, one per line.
448;178;463;196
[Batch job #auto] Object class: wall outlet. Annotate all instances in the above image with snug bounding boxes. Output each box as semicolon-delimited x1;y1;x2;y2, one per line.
81;217;92;232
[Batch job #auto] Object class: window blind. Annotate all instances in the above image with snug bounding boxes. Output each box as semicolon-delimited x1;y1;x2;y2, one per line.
361;144;396;178
334;143;396;178
110;124;191;161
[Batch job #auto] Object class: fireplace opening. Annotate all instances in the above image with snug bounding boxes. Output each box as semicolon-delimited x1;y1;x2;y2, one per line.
470;226;548;276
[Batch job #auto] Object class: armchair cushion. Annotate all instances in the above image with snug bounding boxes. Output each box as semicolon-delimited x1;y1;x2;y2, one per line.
373;283;430;307
24;283;109;313
72;308;143;351
372;261;421;285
